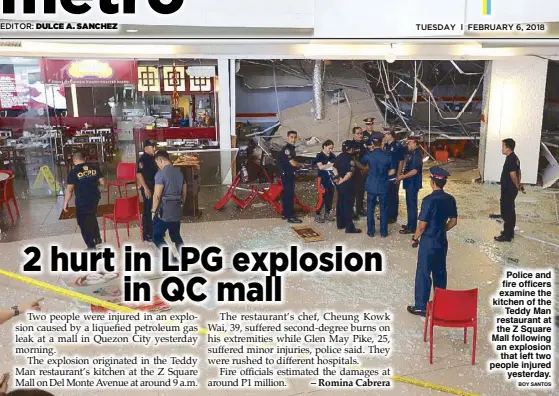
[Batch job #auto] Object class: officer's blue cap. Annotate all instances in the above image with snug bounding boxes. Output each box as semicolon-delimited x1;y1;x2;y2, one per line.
368;132;384;144
144;139;157;148
430;166;451;180
342;140;354;152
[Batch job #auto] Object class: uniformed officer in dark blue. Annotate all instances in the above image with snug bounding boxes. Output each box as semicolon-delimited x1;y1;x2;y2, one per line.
333;140;361;234
363;117;376;141
278;130;303;224
360;132;395;237
136;139;158;242
407;166;458;316
63;148;105;250
314;139;336;223
351;126;368;218
382;129;405;223
398;136;423;235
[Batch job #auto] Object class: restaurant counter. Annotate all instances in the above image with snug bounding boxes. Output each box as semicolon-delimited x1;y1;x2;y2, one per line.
135;127;216;142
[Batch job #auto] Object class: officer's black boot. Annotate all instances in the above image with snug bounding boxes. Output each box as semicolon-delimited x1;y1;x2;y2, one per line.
406;305;426;316
494;234;512;242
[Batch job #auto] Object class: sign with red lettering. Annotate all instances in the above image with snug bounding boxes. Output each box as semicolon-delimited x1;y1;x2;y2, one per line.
40;59;138;85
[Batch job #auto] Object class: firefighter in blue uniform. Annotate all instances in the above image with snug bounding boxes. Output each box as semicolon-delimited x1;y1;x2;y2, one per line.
278;130;303;224
407;166;458;316
398;136;423;235
363;117;375;141
314;139;336;223
351;127;368;218
333;140;361;234
360;132;395;237
382;129;405;223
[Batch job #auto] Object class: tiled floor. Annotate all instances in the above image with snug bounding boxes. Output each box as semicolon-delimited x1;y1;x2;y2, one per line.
0;161;558;395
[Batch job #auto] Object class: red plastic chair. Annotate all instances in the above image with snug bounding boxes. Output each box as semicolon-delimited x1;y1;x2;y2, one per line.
107;162;138;203
424;288;478;365
0;170;13;198
259;175;311;215
0;174;20;223
214;172;260;211
102;195;143;248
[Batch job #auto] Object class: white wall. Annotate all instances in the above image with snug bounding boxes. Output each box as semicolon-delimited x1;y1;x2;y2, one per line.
478;61;491;181
217;59;232;184
480;57;548;185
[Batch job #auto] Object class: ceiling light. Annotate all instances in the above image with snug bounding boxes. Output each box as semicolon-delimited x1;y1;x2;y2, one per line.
385;44;396;63
126;29;139;33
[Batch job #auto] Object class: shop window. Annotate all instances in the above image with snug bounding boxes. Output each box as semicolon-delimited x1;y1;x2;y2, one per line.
163;66;186;92
137;66;160;92
190;77;211;92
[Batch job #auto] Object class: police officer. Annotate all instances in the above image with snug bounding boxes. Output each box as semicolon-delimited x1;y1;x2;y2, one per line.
398;136;423;235
351;126;368;218
333;140;361;234
407;166;458;316
63;148;106;250
360;132;395;238
382;129;405;223
278;130;303;224
136;139;158;242
363;117;376;141
495;138;522;242
314;139;336;223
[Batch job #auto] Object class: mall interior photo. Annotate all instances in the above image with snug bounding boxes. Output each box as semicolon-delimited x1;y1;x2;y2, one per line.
0;38;557;395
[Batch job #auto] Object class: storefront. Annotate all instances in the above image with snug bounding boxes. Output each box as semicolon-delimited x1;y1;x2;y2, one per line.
0;57;227;199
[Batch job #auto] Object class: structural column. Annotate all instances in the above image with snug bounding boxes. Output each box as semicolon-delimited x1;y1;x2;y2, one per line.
479;57;548;185
217;58;235;185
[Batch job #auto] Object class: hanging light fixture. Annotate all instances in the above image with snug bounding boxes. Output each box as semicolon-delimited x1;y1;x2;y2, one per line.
385;44;396;63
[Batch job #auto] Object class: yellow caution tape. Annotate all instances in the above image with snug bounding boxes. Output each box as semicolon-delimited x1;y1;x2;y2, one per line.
391;375;480;396
0;269;480;396
0;269;136;314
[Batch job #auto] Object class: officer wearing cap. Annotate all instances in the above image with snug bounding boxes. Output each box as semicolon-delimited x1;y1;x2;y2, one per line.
398;136;423;235
351;126;368;218
382;129;405;223
407;166;458;316
363;117;376;141
360;132;395;237
278;130;303;224
333;140;361;233
136;139;158;242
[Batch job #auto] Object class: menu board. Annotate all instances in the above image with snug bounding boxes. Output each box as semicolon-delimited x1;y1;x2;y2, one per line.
0;73;27;109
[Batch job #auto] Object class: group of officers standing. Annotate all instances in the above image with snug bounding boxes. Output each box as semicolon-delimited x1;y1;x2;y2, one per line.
279;117;428;238
278;117;459;316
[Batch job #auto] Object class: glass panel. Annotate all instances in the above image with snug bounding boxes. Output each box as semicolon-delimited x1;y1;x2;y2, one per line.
0;57;58;199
